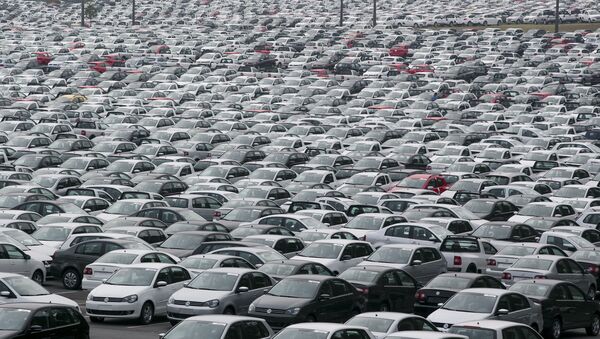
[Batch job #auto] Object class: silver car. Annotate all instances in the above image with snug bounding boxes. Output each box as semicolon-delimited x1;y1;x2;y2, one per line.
159;315;273;339
501;254;597;297
485;243;567;278
166;268;274;323
359;244;447;285
427;288;543;332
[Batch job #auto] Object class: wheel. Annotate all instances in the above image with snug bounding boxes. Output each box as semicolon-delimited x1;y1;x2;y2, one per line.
587;313;600;336
466;265;477;273
139;302;154;325
588;286;597;300
62;269;81;290
380;302;390;312
223;307;235;315
306;315;316;322
544;318;561;339
90;317;104;323
31;270;44;285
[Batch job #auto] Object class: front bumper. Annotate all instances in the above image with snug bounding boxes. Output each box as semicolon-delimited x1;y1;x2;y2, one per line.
166;304;221;321
86;300;141;319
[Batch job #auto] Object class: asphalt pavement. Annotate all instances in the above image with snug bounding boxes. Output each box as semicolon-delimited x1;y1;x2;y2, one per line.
44;280;598;339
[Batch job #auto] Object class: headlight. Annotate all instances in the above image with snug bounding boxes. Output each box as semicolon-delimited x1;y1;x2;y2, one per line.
86;294;93;301
207;299;219;308
124;295;138;303
286;307;301;315
168;296;175;304
248;303;255;312
43;261;51;266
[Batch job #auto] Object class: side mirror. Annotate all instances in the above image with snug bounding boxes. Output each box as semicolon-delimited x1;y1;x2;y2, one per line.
341;255;352;261
23;254;30;260
156;281;167;288
30;325;43;333
437;302;444;307
496;308;509;316
237;286;249;293
102;279;107;284
411;260;422;266
319;293;330;301
84;208;92;212
0;291;10;297
132;169;140;173
157;152;165;156
87;166;95;170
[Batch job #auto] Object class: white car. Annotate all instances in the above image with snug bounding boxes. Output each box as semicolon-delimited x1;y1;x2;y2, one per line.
0;240;47;284
0;273;78;308
86;263;192;324
82;249;180;290
365;223;453;248
449;320;542;339
439;236;497;273
346;312;438;339
272;323;375;339
339;213;408;239
95;199;168;221
538;231;595;254
32;223;103;248
291;239;374;275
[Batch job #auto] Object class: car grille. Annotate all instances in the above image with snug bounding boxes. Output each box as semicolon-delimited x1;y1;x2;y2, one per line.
91;297;125;302
433;322;452;328
254;307;286;314
172;300;208;307
87;309;134;316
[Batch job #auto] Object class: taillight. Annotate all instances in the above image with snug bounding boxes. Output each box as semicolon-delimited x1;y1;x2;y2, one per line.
415;290;426;302
183;151;189;156
83;267;93;275
356;287;369;294
588;265;600;274
81;130;86;136
213;211;221;219
502;272;512;280
534;275;547;279
487;259;497;266
426;165;432;171
453;256;462;266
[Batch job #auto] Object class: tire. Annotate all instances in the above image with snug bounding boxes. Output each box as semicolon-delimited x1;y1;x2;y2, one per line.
588;286;597;300
62;269;81;290
586;313;600;336
466;264;477;273
32;270;44;285
90;317;104;323
544;318;561;339
139;302;154;325
223;307;235;315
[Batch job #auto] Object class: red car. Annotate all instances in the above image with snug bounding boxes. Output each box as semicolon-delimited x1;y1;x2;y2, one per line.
388;174;450;194
389;44;409;57
33;52;52;65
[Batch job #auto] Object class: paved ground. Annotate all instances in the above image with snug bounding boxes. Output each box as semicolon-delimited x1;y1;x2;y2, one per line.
44;280;598;339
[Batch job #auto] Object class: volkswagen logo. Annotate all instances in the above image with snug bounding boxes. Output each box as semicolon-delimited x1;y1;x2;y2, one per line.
443;324;449;329
266;309;272;314
185;301;190;306
435;291;440;296
104;298;109;303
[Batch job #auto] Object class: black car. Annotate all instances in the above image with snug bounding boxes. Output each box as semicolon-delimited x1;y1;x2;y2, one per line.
164;221;230;237
338;266;419;312
509;279;600;339
470;222;539;242
258;259;334;281
463;199;519;221
0;302;88;339
50;238;153;290
248;275;363;330
156;231;232;258
414;272;505;316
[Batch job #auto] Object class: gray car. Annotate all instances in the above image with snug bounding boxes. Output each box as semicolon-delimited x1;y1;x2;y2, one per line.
166;268;274;323
159;314;273;339
501;254;597;297
359;244;447;285
165;194;223;221
243;234;305;258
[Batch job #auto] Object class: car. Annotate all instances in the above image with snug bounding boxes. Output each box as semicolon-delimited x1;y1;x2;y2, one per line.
509;279;600;338
0;273;78;307
439;236;497;273
157;231;233;258
295;229;358;245
486;243;567;278
178;254;255;276
81;249;180;290
0;241;47;285
427;288;543;332
208;246;288;268
345;312;438;338
339;266;419;312
359;244;447;285
158;315;274;339
248;275;364;330
166;268;274;323
448;320;543;339
500;255;597;297
339;213;408;239
242;235;305;258
383;331;468;339
86;263;192;324
257;259;334;281
32;223;104;248
0;302;88;339
366;223;453;248
291;239;374;275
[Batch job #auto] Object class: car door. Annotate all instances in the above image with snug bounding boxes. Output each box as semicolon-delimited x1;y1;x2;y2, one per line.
47;306;81;339
496;293;532;323
565;259;592;293
153;268;175;315
329;279;355;322
550;283;580;328
72;241;104;273
0;244;24;276
420;248;444;283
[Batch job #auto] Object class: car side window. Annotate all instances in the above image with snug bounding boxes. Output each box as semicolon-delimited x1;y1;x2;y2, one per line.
241;320;270;339
379;272;400;286
251;272;271;289
48;307;78;328
556;259;573;273
507;294;529;311
502;327;523;339
482;242;497;255
156;268;172;285
566;259;584;274
170;267;190;283
238;273;252;290
566;284;586;301
394;271;416;288
74;242;102;256
31;309;50;330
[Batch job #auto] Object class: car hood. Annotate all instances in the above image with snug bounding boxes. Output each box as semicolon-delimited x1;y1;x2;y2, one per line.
89;284;149;298
428;308;490;326
15;294;78;308
26;244;56;257
338;228;375;238
171;288;231;302
290;256;336;266
39;240;64;249
95;213;121;222
158;248;193;258
254;295;311;310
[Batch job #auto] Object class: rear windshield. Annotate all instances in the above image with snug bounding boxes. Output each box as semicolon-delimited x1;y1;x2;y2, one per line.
440;238;480;253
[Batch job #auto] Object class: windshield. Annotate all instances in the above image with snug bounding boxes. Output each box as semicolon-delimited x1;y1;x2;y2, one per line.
399;177;427;188
105;201;146;215
296;232;327;242
509;283;550;297
346;317;394;333
344;216;385;230
106;267;156;286
443;292;497;313
298;242;343;259
571;251;600;261
164;320;226;339
3;230;41;246
366;247;411;264
33;227;70;241
268;278;320;298
187;271;238;291
223;208;262;221
347;174;375;185
273;328;329;339
180;258;218;270
497;246;536;256
32;176;58;188
4;276;49;296
259;263;296;276
427;276;472;290
513;258;552;270
471;225;512;239
95;252;138;265
338;269;379;283
61;158;89;170
448;327;496;339
0;308;30;331
160;234;204;250
106;161;134;172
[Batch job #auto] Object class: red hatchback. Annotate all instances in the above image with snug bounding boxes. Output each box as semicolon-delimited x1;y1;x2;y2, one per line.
388;174;450;194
